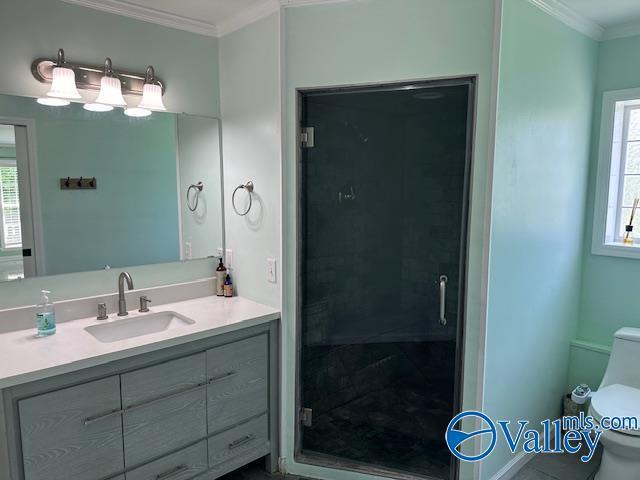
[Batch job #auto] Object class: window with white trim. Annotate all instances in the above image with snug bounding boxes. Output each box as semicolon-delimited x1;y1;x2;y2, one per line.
0;159;21;250
591;88;640;259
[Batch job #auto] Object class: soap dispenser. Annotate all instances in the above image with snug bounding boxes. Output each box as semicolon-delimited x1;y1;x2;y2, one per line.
36;290;56;337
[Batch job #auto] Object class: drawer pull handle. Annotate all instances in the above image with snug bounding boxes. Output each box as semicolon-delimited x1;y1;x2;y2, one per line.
229;434;256;450
84;408;124;426
156;464;188;480
209;372;237;384
126;381;209;413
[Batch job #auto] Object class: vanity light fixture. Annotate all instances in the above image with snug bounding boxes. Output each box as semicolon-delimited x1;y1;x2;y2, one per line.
124;66;166;118
36;49;81;106
84;58;127;112
32;49;166;115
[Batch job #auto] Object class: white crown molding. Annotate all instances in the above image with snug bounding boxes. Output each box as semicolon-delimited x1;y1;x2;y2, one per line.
603;20;640;41
528;0;604;40
280;0;355;6
59;0;218;37
217;0;280;37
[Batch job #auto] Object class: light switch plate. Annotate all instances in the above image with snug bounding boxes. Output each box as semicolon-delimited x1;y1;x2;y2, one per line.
226;249;233;268
267;258;277;283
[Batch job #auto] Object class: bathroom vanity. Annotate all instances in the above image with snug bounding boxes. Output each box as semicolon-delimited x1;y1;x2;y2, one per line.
0;286;280;480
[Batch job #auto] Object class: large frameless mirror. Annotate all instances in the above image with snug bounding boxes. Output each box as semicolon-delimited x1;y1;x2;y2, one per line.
0;93;223;282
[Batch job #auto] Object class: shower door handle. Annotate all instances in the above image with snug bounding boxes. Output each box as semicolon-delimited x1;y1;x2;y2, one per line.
439;275;448;326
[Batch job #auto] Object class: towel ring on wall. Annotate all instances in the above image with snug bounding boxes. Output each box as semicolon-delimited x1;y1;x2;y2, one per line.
187;181;204;212
232;181;254;216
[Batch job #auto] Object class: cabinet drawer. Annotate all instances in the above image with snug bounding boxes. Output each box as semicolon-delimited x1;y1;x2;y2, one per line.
121;353;207;468
18;376;124;480
125;440;207;480
207;414;269;473
206;335;268;432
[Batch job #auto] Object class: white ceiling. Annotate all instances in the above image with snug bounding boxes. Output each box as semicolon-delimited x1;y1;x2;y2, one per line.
0;125;15;146
562;0;640;28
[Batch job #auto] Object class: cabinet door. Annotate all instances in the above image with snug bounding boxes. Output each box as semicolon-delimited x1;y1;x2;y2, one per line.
206;335;268;433
121;353;207;468
19;376;124;480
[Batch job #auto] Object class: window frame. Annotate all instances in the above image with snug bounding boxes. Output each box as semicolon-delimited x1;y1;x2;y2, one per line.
593;88;640;259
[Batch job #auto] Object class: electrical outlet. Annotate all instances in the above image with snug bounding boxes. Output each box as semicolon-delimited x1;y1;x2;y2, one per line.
226;249;233;269
267;258;277;283
184;242;192;260
217;247;223;259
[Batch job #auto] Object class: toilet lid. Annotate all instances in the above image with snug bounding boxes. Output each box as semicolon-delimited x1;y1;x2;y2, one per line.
590;384;640;436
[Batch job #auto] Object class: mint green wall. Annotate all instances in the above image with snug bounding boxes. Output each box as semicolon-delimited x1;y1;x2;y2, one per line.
579;34;640;345
568;35;640;390
219;13;281;309
0;0;220;307
0;94;180;275
0;0;220;116
483;1;597;478
282;1;496;478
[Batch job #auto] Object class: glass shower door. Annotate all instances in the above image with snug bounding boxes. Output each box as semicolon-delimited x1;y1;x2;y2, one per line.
297;79;474;480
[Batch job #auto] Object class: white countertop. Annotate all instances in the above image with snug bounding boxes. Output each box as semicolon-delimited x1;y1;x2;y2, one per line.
0;295;279;389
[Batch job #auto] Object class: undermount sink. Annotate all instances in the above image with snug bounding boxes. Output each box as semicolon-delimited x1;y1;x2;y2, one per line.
85;311;196;343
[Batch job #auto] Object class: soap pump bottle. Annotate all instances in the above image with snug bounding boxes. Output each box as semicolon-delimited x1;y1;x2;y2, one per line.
36;290;56;337
216;258;227;296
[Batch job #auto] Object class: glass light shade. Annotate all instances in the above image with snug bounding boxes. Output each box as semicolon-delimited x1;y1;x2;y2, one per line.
124;107;152;118
83;102;113;112
46;66;81;100
137;83;166;111
94;76;126;108
37;97;70;106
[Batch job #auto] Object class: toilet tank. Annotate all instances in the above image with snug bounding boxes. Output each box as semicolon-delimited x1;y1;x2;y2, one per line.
600;327;640;389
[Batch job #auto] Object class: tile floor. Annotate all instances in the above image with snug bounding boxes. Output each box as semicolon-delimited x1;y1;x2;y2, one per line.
220;445;602;480
511;445;602;480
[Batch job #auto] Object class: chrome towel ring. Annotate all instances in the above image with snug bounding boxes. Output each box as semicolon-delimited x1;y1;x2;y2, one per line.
187;181;204;212
232;181;254;216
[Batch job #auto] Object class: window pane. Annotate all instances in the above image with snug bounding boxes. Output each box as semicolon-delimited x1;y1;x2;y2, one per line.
622;176;640;207
619;207;640;239
626;143;640;173
0;165;21;248
630;109;640;142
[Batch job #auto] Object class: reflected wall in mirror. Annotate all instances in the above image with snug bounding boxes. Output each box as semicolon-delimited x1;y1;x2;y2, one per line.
0;94;223;282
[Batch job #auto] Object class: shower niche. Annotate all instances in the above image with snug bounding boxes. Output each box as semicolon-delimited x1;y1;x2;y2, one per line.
296;78;475;480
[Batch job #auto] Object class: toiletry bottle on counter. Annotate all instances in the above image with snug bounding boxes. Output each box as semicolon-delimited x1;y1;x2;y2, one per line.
36;290;56;337
216;258;227;296
224;274;234;297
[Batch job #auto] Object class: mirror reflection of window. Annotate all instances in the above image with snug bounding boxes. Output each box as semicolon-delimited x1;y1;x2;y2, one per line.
0;124;23;281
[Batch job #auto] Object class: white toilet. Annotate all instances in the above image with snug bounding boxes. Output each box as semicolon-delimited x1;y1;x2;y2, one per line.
589;327;640;480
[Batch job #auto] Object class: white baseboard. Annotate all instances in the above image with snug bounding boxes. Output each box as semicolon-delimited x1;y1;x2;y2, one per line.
488;450;534;480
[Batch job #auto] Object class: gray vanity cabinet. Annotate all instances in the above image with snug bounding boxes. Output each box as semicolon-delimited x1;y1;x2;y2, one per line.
120;353;207;468
18;376;124;480
1;321;279;480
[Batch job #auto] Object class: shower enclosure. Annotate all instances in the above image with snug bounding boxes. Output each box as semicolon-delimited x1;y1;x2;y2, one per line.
296;78;475;480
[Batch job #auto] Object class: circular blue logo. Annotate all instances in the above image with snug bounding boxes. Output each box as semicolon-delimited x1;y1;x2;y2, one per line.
445;411;497;462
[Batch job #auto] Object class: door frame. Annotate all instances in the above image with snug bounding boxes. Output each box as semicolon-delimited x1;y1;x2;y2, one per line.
293;76;478;480
0;117;45;278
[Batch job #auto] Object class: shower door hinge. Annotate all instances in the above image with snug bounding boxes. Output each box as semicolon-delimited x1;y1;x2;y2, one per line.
300;407;313;427
300;127;314;148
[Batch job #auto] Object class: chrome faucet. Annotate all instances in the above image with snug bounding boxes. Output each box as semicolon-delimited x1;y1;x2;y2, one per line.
117;271;134;316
